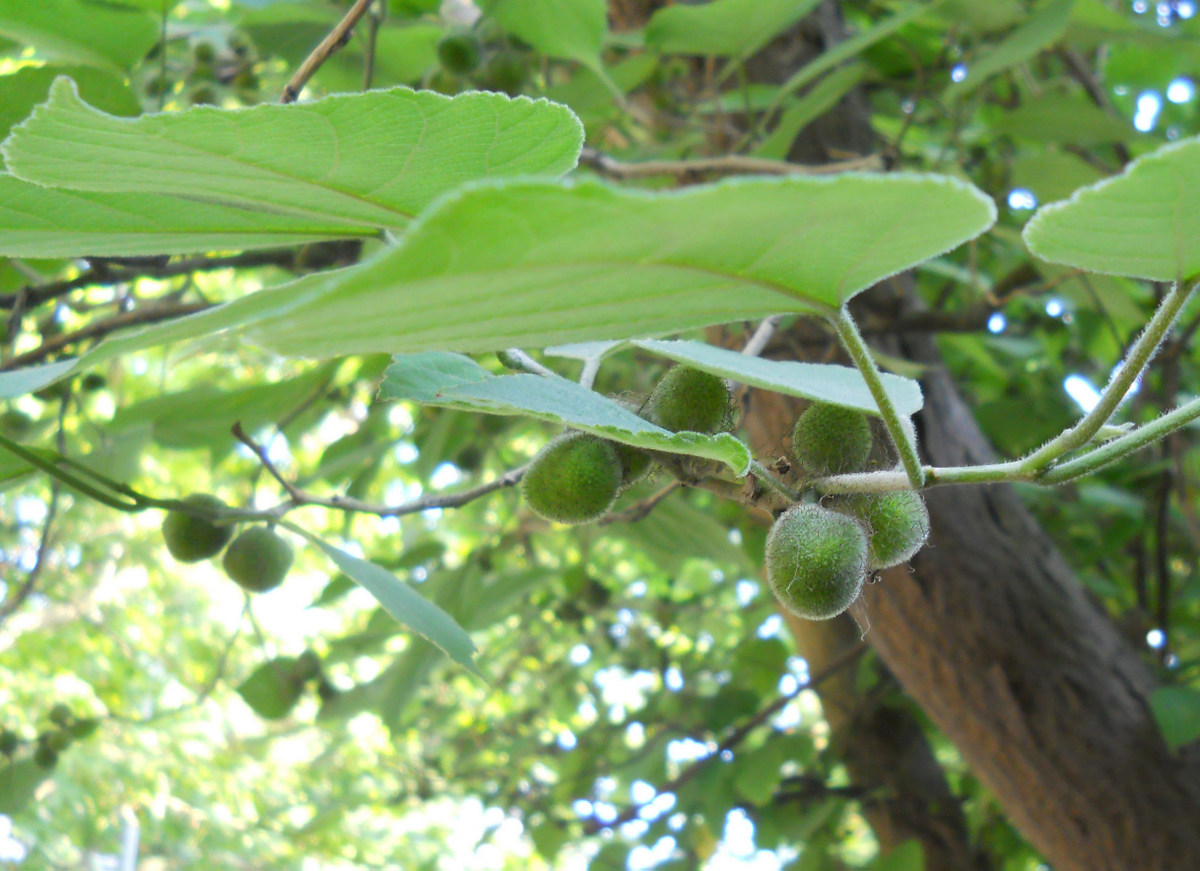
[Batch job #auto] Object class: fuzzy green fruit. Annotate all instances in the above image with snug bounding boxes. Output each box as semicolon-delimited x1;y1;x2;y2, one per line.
791;404;873;476
521;432;622;525
437;32;483;75
223;526;293;593
765;504;869;620
844;491;930;570
162;494;234;563
644;366;730;434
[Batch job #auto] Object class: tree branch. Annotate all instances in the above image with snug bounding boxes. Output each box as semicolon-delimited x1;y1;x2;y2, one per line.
281;0;377;103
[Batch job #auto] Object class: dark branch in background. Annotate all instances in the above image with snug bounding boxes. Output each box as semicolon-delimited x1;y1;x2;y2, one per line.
0;482;61;626
281;0;377;103
231;422;528;519
577;146;882;181
584;643;867;834
0;302;210;371
0;247;343;312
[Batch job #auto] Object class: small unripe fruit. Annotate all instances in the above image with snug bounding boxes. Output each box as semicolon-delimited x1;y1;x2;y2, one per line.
47;704;71;727
791;404;873;476
844;491;930;570
477;51;529;94
193;41;216;64
521;432;622;525
437;32;483;75
0;729;19;756
644;366;730;434
222;526;293;593
33;744;58;769
190;85;218;106
765;504;868;620
41;729;70;752
162;494;234;563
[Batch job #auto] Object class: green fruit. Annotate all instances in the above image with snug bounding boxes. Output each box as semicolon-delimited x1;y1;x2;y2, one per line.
47;704;71;727
521;432;622;525
477;51;529;94
144;73;171;97
437;32;483;75
162;494;234;563
193;41;216;64
0;729;19;756
81;373;106;392
0;409;33;437
611;396;654;488
33;744;58;769
222;526;293;593
765;504;869;620
844;490;930;570
190;85;218;106
292;650;322;682
791;404;873;476
643;366;730;434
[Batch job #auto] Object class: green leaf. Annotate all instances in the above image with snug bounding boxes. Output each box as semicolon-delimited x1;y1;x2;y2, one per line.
0;0;159;72
4;78;583;231
236;659;304;720
70;174;992;372
1010;150;1104;205
0;359;79;399
767;0;942;116
0;173;375;258
754;63;867;160
0;66;140;144
645;0;820;59
1149;686;1200;752
292;529;483;678
1023;137;1200;282
634;339;924;416
486;0;605;68
0;759;51;815
378;352;753;473
944;0;1074;101
989;93;1141;146
242;174;994;354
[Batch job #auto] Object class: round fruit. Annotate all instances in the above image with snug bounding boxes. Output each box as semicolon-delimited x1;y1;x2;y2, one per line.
162;494;234;563
845;490;930;570
644;366;730;434
477;51;529;94
765;504;869;620
33;744;58;769
222;526;293;593
521;432;622;525
437;32;483;75
0;729;19;757
47;704;71;727
193;41;216;64
791;403;873;477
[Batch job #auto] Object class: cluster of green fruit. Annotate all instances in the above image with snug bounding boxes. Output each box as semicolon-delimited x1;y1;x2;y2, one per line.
0;704;99;770
162;494;293;593
521;366;730;526
767;404;930;620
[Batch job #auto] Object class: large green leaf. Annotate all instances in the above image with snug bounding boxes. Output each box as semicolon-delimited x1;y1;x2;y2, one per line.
633;339;924;416
378;352;753;473
0;0;159;72
28;173;991;391
0;173;374;258
485;0;606;69
3;78;583;230
1023;138;1200;282
293;529;482;678
645;0;820;59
